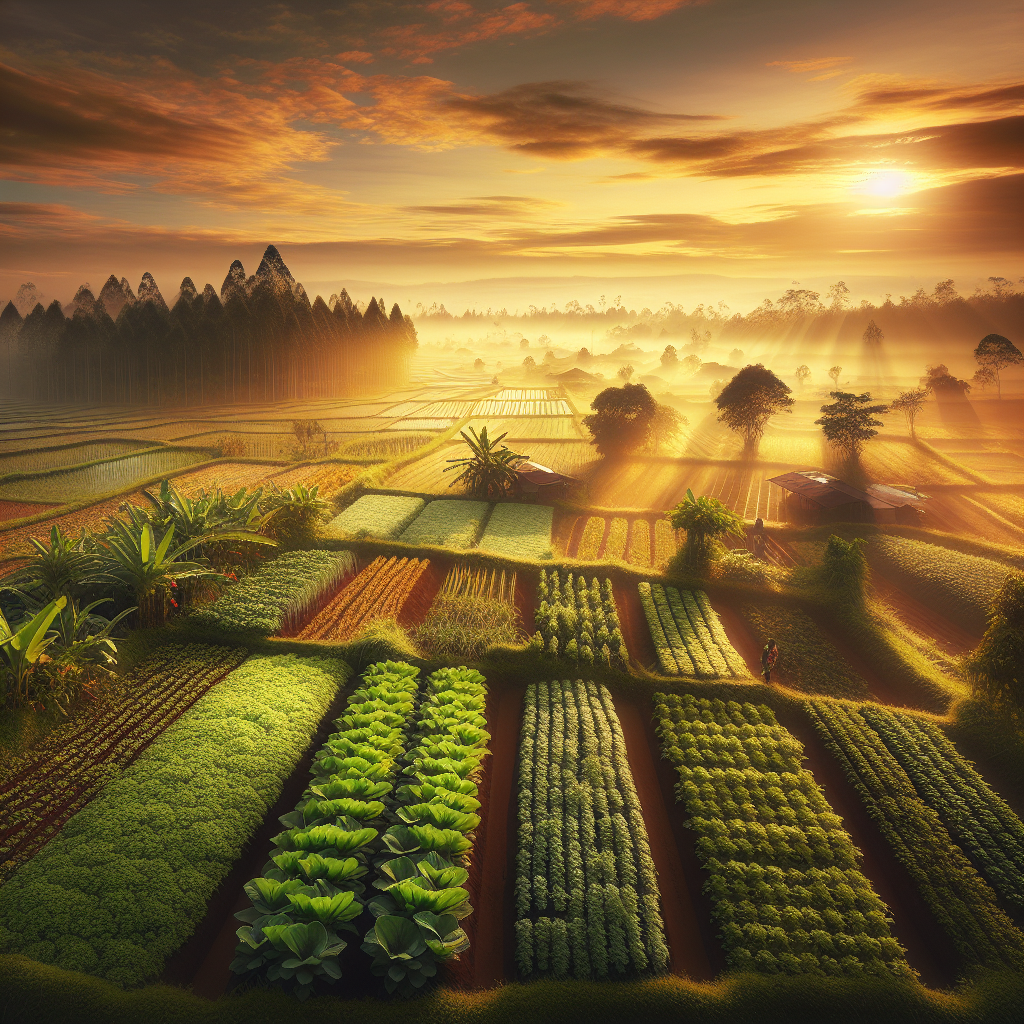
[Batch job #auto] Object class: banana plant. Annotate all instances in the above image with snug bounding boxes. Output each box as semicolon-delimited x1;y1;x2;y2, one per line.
0;596;66;701
0;525;112;601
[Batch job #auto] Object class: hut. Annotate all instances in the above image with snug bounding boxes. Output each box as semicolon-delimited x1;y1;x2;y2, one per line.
514;460;578;499
767;470;917;524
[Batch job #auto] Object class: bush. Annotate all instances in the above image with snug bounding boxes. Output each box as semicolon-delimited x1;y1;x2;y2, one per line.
0;653;348;986
820;535;868;600
965;572;1024;726
416;593;524;661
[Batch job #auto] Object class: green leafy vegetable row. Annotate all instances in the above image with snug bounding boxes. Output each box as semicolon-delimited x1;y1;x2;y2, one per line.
514;679;670;980
654;693;911;979
640;583;746;678
363;666;490;994
191;550;354;634
0;653;347;987
806;701;1024;971
232;660;421;1000
533;571;628;668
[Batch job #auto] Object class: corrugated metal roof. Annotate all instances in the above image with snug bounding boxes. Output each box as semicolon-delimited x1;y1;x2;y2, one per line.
768;470;898;510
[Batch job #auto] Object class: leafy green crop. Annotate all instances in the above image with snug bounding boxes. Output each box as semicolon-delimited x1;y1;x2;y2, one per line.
535;570;627;668
398;499;490;549
0;653;348;986
477;502;553;559
327;495;426;539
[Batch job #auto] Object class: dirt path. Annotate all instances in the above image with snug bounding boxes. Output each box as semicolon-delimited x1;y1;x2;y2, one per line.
470;681;525;988
615;580;656;671
774;705;961;988
614;697;714;980
871;575;981;657
514;568;538;637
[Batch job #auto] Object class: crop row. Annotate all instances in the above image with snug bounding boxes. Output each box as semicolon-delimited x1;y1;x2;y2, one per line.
640;583;747;678
0;441;148;477
365;666;491;994
0;653;347;986
233;660;422;999
805;701;1024;970
0;643;248;881
298;555;428;642
191;550;355;635
441;564;517;604
533;570;628;668
462;417;580;440
472;399;571;417
328;495;427;539
572;516;677;568
515;679;670;980
477;503;553;560
654;693;911;978
0;448;208;503
854;705;1024;914
399;499;490;549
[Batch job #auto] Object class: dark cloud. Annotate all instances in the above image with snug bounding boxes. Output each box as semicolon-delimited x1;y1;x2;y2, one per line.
853;80;1024;113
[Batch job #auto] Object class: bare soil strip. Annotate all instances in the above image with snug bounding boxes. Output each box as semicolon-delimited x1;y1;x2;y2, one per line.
614;696;715;980
615;580;657;671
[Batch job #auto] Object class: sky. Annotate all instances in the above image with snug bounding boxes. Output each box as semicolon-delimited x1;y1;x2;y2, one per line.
1;0;1022;307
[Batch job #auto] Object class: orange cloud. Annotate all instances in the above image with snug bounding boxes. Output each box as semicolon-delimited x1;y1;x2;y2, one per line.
337;51;375;64
558;0;703;21
767;56;852;74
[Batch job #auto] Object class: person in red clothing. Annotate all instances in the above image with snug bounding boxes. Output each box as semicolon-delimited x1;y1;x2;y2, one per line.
761;638;779;683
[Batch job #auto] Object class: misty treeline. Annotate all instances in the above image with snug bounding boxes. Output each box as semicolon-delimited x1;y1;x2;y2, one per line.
0;246;417;406
417;277;1023;352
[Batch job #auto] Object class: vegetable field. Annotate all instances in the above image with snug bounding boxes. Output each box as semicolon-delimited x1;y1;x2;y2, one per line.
399;499;490;548
192;551;355;635
534;570;627;667
653;694;912;978
0;643;247;883
0;448;209;502
478;503;553;559
0;653;347;986
639;583;747;678
328;495;426;539
515;679;670;979
806;701;1024;970
298;556;429;642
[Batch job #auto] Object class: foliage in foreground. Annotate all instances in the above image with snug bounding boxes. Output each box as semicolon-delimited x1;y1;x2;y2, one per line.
965;572;1024;727
515;679;670;980
806;700;1024;970
0;653;348;986
653;693;912;978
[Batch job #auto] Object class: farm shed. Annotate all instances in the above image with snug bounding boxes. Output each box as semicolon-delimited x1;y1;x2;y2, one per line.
768;470;911;524
514;459;578;497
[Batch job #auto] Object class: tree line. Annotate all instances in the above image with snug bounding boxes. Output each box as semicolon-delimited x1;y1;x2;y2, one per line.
0;252;418;406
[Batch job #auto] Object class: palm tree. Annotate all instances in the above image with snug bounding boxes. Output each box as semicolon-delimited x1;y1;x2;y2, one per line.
668;488;745;567
443;426;528;499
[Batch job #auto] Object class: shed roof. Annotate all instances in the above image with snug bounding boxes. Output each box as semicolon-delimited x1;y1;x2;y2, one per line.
768;470;898;511
515;460;577;485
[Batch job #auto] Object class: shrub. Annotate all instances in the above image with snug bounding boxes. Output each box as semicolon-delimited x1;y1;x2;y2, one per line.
416;594;524;661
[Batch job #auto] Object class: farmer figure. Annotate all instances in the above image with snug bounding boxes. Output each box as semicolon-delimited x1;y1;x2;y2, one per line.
751;517;766;559
761;638;779;683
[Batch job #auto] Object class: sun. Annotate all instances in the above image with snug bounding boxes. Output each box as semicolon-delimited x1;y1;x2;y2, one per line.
856;170;912;198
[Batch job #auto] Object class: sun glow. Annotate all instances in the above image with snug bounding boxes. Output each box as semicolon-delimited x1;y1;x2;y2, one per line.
855;170;912;198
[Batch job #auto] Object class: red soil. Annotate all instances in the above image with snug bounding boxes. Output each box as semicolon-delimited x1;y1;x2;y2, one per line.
707;597;761;677
773;705;961;987
277;560;361;638
0;500;58;522
397;556;447;629
465;679;526;988
614;696;714;980
513;567;538;637
615;580;657;671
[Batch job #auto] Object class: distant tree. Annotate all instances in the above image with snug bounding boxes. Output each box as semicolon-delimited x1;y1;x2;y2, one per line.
577;347;592;363
473;357;484;370
889;388;929;435
681;354;702;375
537;334;550;345
689;327;711;353
922;364;971;396
828;365;842;387
828;281;850;310
582;382;657;456
816;392;888;457
728;348;744;364
543;350;556;364
443;426;527;498
709;379;724;400
520;337;530;349
291;419;328;459
862;320;884;346
972;366;997;392
649;403;688;453
522;355;536;369
965;573;1024;726
974;333;1023;399
661;344;678;368
617;364;634;382
668;488;745;568
715;364;794;449
795;365;811;388
933;278;959;304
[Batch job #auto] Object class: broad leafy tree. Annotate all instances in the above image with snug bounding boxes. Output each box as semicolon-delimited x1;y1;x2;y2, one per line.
660;345;678;368
795;365;811;388
668;488;745;567
649;403;688;453
582;382;657;456
715;363;794;449
974;333;1023;399
444;425;527;498
816;391;888;457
